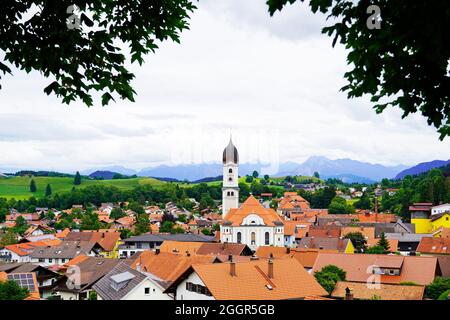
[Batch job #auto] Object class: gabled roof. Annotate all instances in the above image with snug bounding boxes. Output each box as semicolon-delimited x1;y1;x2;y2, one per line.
30;241;95;259
255;247;321;268
93;262;149;300
298;237;351;253
417;237;450;255
341;226;375;239
170;259;327;300
196;243;252;256
223;195;283;227
331;281;425;300
160;241;205;255
129;251;216;287
308;225;341;238
312;253;438;285
65;231;120;252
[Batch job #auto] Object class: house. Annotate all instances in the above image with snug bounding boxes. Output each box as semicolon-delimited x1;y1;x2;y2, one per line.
164;258;328;300
416;237;450;255
277;192;311;218
53;256;121;300
307;225;341;238
357;213;397;224
0;240;61;263
341;226;376;240
65;231;121;258
220;195;285;251
298;237;354;254
385;233;432;255
410;203;433;233
30;241;97;266
93;262;172;300
312;253;438;285
331;281;425;300
255;246;321;272
119;234;215;259
1;271;41;300
195;242;253;257
432;203;450;216
317;214;357;227
433;227;450;238
129;250;218;290
113;216;136;231
0;262;61;298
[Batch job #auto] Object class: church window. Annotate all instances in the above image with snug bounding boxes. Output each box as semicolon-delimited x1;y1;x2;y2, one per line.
237;232;242;244
265;232;270;245
251;232;256;245
229;168;233;173
227;191;230;196
229;177;232;182
231;191;234;196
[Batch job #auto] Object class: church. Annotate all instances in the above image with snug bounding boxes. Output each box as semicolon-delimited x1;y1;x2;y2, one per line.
220;138;285;251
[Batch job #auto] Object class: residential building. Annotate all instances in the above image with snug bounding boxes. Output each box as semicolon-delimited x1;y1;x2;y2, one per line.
385;233;432;255
30;241;97;266
93;262;172;300
65;231;121;258
312;253;438;285
331;281;425;300
165;258;328;300
416;237;450;255
298;237;355;254
118;234;215;259
432;203;450;216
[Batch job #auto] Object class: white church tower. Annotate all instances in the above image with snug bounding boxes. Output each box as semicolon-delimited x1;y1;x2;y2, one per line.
222;137;239;217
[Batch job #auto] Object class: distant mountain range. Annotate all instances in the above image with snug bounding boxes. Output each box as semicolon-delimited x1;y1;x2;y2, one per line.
81;156;409;183
394;159;450;179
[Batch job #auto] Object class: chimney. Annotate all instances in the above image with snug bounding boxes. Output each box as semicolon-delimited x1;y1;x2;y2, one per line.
286;247;291;254
228;254;233;262
102;232;105;238
268;258;274;279
345;287;353;300
229;261;236;277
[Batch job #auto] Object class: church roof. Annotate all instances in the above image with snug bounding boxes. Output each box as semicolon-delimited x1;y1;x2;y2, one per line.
223;195;284;227
223;138;239;164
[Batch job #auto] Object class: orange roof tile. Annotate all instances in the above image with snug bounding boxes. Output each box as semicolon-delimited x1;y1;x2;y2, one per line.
159;241;205;255
358;213;396;223
313;253;438;285
341;226;376;240
224;195;283;227
417;237;450;255
366;238;399;252
190;259;327;300
332;281;425;300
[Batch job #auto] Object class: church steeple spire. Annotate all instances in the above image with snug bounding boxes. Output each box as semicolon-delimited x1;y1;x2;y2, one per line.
222;136;239;217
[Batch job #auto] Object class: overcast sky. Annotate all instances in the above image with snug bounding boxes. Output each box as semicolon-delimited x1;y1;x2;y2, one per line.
0;0;448;173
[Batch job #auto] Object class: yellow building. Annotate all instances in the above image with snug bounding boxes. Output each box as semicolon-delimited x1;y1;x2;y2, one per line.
412;212;450;234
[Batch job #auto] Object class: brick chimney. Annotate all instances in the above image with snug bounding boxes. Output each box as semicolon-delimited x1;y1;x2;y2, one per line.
230;261;236;277
286;247;291;254
268;258;274;279
345;287;353;300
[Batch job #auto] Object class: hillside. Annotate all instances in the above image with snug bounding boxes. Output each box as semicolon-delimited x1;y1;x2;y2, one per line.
0;176;166;200
395;159;450;179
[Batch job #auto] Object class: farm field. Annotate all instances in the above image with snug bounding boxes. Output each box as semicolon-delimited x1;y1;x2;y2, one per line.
0;176;167;200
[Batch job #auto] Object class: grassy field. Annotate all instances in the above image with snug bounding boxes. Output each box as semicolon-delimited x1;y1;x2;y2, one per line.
0;176;166;200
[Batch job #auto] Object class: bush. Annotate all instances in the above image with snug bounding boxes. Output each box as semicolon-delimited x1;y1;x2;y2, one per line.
314;264;346;295
426;277;450;300
438;289;450;300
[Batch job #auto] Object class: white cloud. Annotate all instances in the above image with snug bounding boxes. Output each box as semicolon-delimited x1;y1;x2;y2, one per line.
0;0;448;172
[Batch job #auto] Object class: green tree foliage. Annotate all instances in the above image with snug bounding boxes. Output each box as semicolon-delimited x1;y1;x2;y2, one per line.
354;192;372;210
159;221;175;233
29;179;37;193
426;277;450;300
245;175;254;183
80;210;100;230
264;174;270;181
267;0;450;139
88;291;97;300
252;171;259;178
314;265;346;295
13;216;28;235
313;171;320;179
171;226;185;234
0;280;29;300
365;245;385;254
134;214;150;235
128;202;145;215
0;230;19;246
199;193;215;210
177;214;187;223
0;1;196;106
377;232;390;252
110;207;125;220
438;289;450;300
45;184;52;197
343;232;367;253
328;196;355;214
74;171;81;185
201;228;212;236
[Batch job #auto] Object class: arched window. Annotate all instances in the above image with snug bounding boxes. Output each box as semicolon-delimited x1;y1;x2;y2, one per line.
237;232;242;244
227;191;230;196
265;232;270;245
228;177;232;182
231;191;234;196
229;168;233;173
251;232;256;245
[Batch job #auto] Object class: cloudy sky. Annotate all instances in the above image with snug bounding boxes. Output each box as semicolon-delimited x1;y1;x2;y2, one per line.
0;0;448;173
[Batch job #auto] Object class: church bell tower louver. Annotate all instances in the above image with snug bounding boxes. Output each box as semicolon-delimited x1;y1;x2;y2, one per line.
222;137;239;218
